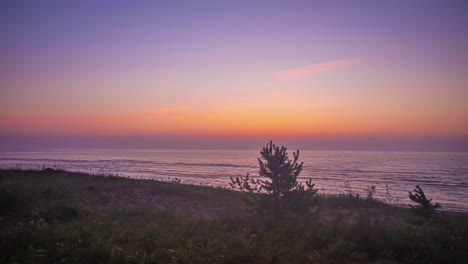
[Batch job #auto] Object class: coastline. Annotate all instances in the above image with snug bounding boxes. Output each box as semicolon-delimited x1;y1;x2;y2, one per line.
2;148;467;213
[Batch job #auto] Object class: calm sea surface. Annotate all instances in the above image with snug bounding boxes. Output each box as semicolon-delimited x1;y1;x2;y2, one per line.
1;149;467;212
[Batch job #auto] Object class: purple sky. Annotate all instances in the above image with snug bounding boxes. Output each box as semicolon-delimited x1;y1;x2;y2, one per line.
1;0;467;151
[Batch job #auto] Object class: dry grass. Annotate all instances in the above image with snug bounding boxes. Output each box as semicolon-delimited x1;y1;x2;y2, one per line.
1;169;467;263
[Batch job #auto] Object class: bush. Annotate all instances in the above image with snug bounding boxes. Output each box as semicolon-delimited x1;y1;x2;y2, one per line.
231;141;317;214
408;185;440;219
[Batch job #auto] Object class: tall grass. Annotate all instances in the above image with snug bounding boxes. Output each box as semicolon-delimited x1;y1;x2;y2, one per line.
1;169;467;263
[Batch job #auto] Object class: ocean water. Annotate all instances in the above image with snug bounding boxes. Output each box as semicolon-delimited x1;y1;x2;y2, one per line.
1;149;467;212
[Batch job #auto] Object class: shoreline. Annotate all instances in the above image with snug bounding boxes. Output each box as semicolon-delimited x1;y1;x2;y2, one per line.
3;167;467;214
1;148;466;214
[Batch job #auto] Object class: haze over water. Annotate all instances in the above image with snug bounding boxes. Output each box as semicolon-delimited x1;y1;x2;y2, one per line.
1;148;467;213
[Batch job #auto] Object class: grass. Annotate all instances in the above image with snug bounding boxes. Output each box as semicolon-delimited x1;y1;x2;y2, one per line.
1;169;467;263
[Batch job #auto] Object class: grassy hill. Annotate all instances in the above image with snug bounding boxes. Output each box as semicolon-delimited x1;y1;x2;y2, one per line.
1;169;467;263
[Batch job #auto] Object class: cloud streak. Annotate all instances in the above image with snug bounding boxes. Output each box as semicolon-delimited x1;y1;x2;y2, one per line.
235;57;364;95
275;57;364;81
1;58;362;130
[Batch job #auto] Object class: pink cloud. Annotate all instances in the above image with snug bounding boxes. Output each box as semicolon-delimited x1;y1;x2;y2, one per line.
275;57;364;81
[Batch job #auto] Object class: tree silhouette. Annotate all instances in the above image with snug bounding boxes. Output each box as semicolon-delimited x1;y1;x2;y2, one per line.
230;141;316;214
409;185;440;219
258;141;307;213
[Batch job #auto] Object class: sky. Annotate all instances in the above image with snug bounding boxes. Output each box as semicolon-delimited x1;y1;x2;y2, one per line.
1;0;467;151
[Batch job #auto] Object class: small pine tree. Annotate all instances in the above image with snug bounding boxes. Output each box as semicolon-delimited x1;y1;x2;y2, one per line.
408;185;440;219
257;141;303;213
230;141;317;214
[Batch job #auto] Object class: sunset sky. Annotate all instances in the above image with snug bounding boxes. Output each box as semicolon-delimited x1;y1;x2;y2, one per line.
1;1;467;151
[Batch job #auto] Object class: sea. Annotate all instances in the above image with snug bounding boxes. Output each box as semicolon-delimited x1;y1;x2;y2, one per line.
1;148;467;213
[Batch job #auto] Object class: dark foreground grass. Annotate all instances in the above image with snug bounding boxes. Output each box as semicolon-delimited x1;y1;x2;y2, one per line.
1;169;467;263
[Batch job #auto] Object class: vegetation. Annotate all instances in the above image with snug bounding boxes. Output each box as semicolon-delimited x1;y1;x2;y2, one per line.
257;141;304;213
1;168;467;264
409;185;441;219
230;141;317;214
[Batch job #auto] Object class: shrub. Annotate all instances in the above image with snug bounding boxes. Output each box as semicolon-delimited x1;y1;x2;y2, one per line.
408;185;440;219
231;141;317;214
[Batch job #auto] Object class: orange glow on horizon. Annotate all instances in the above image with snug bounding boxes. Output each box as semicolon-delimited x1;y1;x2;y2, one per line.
1;58;467;140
